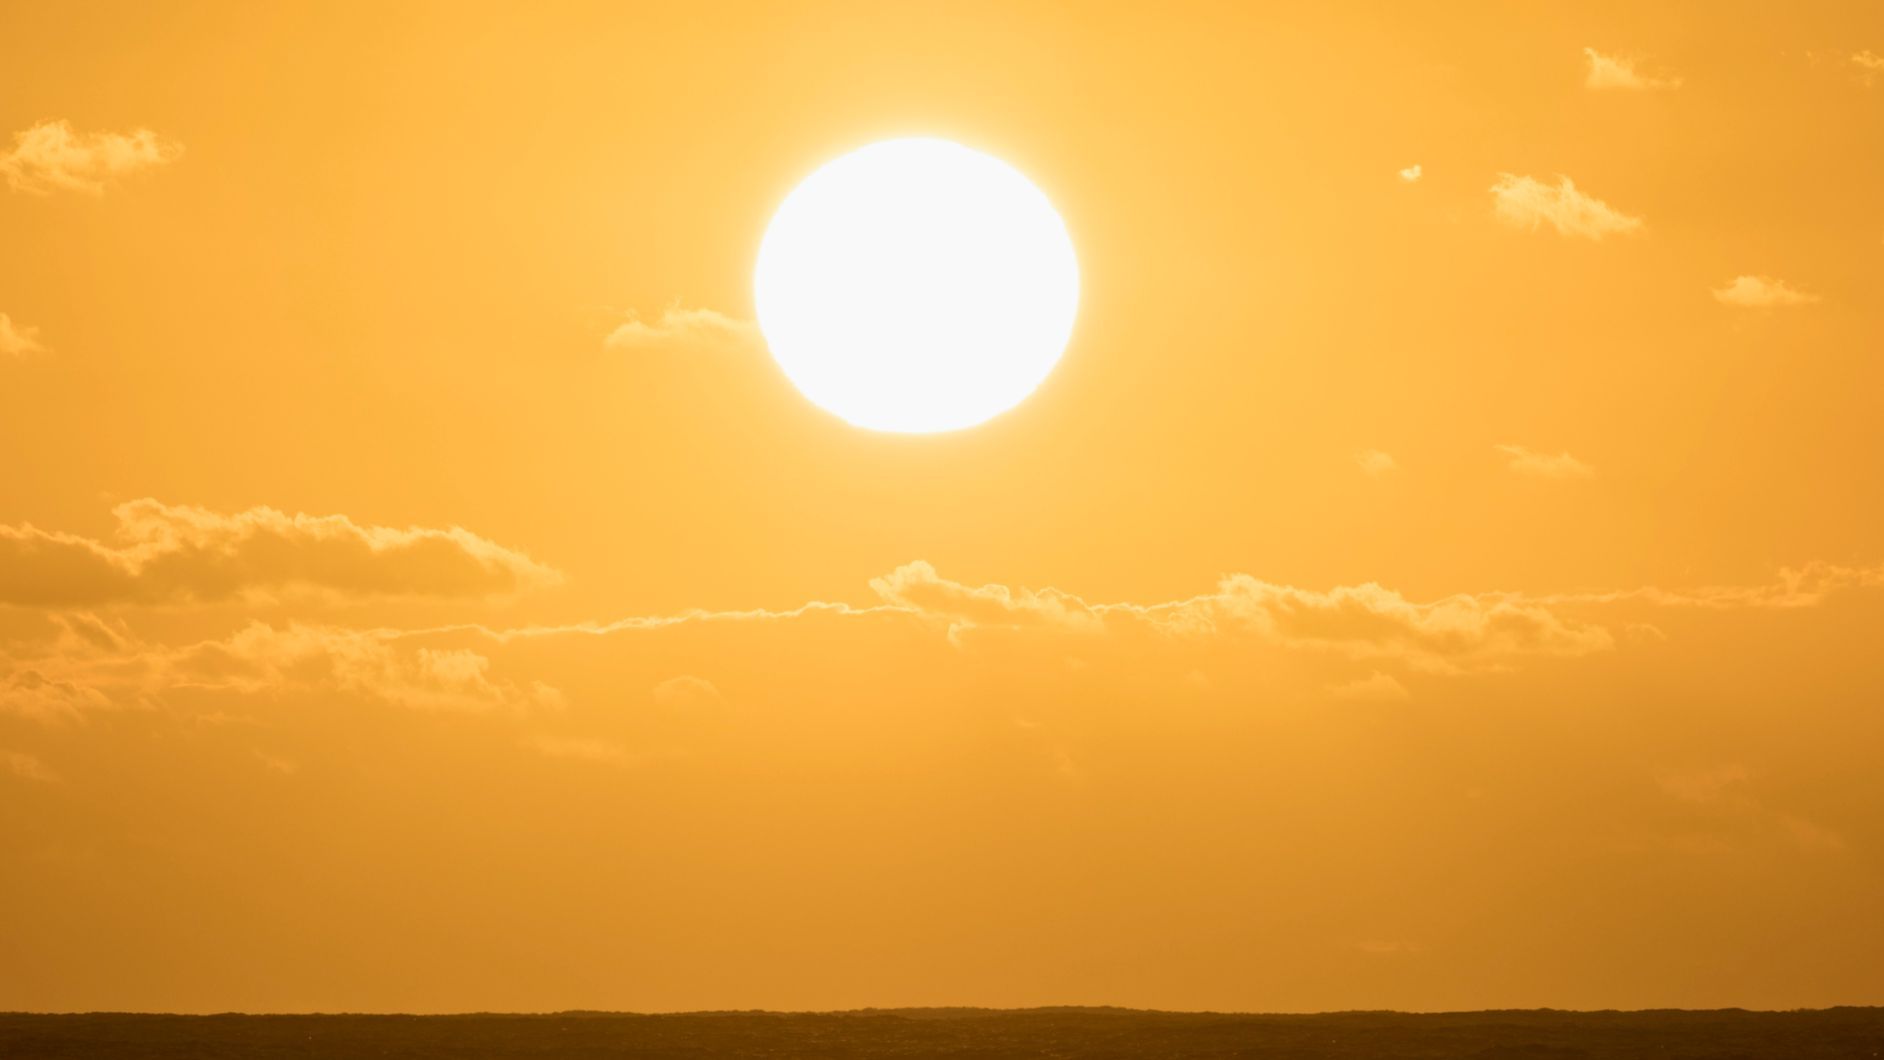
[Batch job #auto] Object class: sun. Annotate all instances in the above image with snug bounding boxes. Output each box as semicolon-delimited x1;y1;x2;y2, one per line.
754;138;1080;433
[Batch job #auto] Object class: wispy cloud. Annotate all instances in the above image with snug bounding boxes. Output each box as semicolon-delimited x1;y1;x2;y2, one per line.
604;306;759;352
0;313;47;358
1583;48;1681;90
1491;174;1642;240
1355;449;1398;476
1;120;182;195
1712;275;1820;308
0;748;58;783
869;560;1613;673
1327;671;1410;702
1853;50;1884;85
1495;444;1595;480
0;500;560;608
2;617;564;720
11;557;1884;721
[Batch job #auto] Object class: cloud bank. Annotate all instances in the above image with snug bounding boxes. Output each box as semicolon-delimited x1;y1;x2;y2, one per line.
0;500;560;608
1;120;182;195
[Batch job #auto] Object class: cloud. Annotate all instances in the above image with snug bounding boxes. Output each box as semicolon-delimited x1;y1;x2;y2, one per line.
1712;275;1820;308
1583;48;1681;90
652;674;722;708
2;619;563;719
1398;164;1422;183
1658;763;1846;853
0;748;59;783
0;500;560;608
1541;560;1884;611
1327;672;1410;702
1495;444;1595;479
11;557;1884;722
0;313;47;358
1491;174;1642;240
1355;449;1398;475
1;120;182;195
869;560;1106;644
1853;51;1884;85
604;306;760;352
869;561;1613;673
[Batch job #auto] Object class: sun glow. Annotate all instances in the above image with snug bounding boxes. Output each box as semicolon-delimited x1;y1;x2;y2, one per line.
754;138;1080;433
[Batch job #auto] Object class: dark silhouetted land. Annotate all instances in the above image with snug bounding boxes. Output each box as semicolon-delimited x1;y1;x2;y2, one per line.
2;1007;1881;1058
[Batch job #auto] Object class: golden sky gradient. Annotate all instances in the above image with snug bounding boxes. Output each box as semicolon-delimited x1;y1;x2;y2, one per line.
3;0;1883;1013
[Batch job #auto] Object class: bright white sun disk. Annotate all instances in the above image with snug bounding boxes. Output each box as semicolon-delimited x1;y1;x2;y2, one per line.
754;138;1079;433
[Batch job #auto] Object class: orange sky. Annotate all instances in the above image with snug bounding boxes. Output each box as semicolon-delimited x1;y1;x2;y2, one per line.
2;0;1883;1013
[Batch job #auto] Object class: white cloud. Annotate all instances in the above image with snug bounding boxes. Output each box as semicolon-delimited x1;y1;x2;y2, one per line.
1584;48;1681;90
1398;164;1422;183
0;313;47;358
604;306;759;352
1491;174;1643;240
1;120;182;195
1712;275;1820;308
1495;444;1595;480
1355;449;1398;476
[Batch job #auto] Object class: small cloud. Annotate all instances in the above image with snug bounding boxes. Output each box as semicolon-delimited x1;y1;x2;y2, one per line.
1;120;182;195
1398;164;1422;183
1327;672;1410;702
1712;275;1820;309
1584;48;1681;90
1853;50;1884;85
604;306;759;353
1491;173;1642;240
252;749;299;775
0;314;47;358
0;748;58;784
1496;444;1595;480
651;674;722;708
1355;449;1398;476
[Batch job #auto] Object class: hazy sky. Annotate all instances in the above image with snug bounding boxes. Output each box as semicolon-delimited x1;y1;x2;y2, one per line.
3;0;1883;1013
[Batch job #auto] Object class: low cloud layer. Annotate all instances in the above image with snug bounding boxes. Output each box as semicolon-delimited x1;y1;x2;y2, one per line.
1491;174;1643;240
1;120;182;195
869;560;1613;672
0;500;560;608
1;614;561;720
